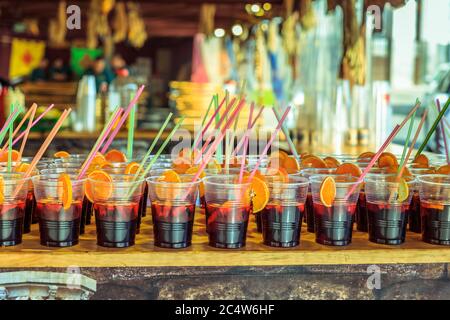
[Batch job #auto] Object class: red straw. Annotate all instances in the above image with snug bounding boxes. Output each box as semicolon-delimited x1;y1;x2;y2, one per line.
397;110;428;180
248;106;291;181
192;96;226;151
239;102;255;183
231;105;265;157
100;85;145;153
77;108;124;179
436;99;449;164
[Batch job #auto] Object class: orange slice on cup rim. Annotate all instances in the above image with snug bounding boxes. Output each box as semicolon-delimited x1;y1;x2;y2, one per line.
270;150;289;162
104;149;127;163
0;149;20;162
283;156;300;174
413;154;429;168
0;175;4;204
124;162;142;175
85;170;113;203
157;169;182;183
185;166;206;196
242;175;269;213
301;155;327;168
54;151;70;158
437;165;450;174
266;166;289;183
172;156;192;174
377;152;398;168
335;163;362;178
58;173;73;210
358;151;375;160
319;176;336;207
323;156;341;168
14;162;30;173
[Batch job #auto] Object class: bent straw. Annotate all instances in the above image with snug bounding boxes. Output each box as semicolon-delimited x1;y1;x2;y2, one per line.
414;97;450;159
127;116;186;197
100;85;145;154
77;107;123;179
231;105;265;157
273;105;300;162
192;95;226;152
10;103;55;148
344;124;401;201
398;109;416;174
436;99;450;164
397;110;428;181
248;106;291;181
192;95;216;150
0;103;37;153
18;104;37;160
133;112;173;179
239;103;255;183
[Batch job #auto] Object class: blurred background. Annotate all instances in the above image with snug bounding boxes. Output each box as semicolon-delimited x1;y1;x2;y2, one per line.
0;0;449;155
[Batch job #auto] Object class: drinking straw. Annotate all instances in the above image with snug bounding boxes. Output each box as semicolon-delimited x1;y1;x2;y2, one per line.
436;99;450;164
127;116;186;197
10;104;55;147
0;103;37;153
396;110;428;180
18;104;37;160
397;109;416;174
0;106;22;147
77;107;123;179
248;106;292;181
7;105;13;172
414;97;450;159
238;103;255;183
192;95;226;152
231;105;265;157
100;85;145;154
127;99;137;160
133;112;173;179
216;94;223;164
191;95;216;150
273;105;300;162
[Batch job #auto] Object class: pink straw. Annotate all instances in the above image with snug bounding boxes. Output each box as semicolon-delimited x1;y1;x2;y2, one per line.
100;85;145;153
248;106;291;181
231;105;265;157
437;99;450;164
192;96;226;151
10;104;55;147
239;102;255;183
343;124;401;201
77;109;124;179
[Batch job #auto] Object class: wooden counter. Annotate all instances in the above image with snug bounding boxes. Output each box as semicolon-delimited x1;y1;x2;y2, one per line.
1;210;449;268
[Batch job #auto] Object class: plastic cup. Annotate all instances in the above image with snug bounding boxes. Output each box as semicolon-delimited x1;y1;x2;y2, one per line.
418;174;450;245
0;173;29;246
87;174;145;248
300;168;336;233
261;174;308;247
33;173;85;247
310;174;361;246
365;174;415;245
147;174;200;248
203;175;252;249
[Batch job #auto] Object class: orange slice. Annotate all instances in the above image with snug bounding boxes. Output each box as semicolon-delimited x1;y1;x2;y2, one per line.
413;154;429;168
104;149;127;162
270;150;289;162
358;151;375;160
54;151;70;158
283;157;300;174
155;169;182;199
242;176;269;213
172;156;192;174
207;158;222;173
301;155;327;168
393;177;409;203
0;149;20;162
85;170;113;203
385;165;412;177
58;173;72;210
437;165;450;174
91;153;107;167
185;166;205;197
124;162;142;175
157;169;181;183
319;176;336;207
335;163;362;178
0;175;4;204
323;156;341;168
14;162;30;173
266;167;289;183
378;152;398;168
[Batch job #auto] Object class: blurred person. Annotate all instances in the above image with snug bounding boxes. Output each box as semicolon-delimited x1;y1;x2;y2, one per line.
84;56;114;91
111;54;129;77
49;58;71;81
30;58;48;82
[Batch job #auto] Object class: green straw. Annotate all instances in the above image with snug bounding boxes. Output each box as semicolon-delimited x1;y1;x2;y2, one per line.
128;116;185;196
414;98;450;159
192;95;215;150
133;112;173;179
0;106;22;147
214;95;222;164
127;96;137;160
7;104;14;172
398;108;417;173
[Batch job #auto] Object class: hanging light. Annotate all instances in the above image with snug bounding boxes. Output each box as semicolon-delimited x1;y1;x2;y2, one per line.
263;3;272;11
214;28;225;38
250;4;260;13
231;24;243;36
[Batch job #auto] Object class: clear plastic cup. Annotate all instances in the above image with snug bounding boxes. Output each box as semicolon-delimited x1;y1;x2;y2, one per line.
33;173;85;247
365;174;415;245
147;174;200;248
418;174;450;245
87;174;145;248
0;173;30;246
310;174;361;246
261;174;309;247
203;175;252;248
